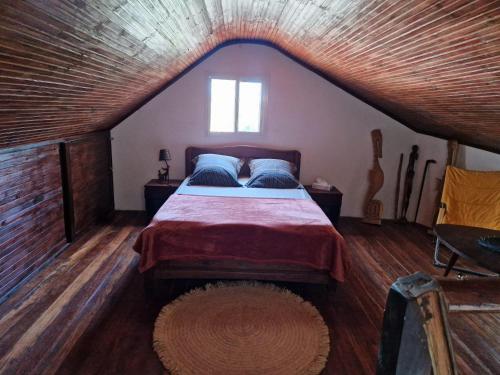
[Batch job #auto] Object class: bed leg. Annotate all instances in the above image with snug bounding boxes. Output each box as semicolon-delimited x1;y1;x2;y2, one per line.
144;271;157;300
326;279;337;304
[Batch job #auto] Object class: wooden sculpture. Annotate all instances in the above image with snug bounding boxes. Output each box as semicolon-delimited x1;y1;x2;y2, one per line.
399;145;419;222
363;129;384;225
394;153;404;220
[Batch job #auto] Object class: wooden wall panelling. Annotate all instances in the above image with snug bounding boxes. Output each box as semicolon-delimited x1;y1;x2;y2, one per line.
0;1;499;153
0;143;67;301
62;132;114;241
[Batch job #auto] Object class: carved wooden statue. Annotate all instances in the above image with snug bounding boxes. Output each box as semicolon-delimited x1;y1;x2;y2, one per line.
400;145;419;222
363;129;384;225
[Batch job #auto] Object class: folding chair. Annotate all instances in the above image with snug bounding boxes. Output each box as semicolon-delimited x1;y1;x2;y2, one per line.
434;166;500;276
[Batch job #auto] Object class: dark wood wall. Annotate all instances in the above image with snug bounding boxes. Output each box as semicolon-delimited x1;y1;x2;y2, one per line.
0;132;114;301
0;143;66;300
63;133;114;240
0;1;499;153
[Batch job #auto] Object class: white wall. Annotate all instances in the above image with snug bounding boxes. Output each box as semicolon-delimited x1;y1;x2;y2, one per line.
111;44;499;226
460;145;500;170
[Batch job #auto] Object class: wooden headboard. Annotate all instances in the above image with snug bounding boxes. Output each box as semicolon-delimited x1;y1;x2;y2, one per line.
185;145;301;179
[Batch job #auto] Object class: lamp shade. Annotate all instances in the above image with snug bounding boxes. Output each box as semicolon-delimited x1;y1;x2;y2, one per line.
159;149;171;161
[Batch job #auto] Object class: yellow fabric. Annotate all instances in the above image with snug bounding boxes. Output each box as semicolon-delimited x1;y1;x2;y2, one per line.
438;166;500;230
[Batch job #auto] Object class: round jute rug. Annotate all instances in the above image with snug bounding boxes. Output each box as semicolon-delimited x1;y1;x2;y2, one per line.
153;282;330;375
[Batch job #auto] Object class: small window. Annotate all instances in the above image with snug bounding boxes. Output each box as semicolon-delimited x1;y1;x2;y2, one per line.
209;78;263;133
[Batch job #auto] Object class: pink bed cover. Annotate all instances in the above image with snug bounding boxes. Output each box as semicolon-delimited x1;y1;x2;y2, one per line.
133;194;350;282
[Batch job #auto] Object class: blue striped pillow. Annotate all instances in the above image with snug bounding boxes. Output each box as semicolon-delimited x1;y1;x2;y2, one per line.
188;154;243;187
248;158;296;175
246;159;299;189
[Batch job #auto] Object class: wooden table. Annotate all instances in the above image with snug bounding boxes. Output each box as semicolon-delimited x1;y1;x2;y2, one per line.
434;224;500;276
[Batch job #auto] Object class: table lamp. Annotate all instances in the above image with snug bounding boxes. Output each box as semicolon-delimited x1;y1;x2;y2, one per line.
158;148;171;184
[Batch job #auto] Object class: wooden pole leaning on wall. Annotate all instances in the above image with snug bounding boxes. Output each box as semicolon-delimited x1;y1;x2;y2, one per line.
394;153;404;220
377;272;457;375
414;159;436;223
430;140;459;227
399;145;419;223
363;129;384;225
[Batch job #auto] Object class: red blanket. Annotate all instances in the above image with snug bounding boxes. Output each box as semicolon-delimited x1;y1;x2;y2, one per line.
133;194;350;282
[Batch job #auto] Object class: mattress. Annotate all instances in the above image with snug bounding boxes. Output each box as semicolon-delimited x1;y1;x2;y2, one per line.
175;177;313;200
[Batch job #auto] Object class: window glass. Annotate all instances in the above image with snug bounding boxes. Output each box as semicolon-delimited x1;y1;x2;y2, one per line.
209;79;236;133
209;78;263;134
237;81;262;133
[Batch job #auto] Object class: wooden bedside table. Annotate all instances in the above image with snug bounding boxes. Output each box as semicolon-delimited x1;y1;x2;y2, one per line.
144;179;183;220
304;185;343;227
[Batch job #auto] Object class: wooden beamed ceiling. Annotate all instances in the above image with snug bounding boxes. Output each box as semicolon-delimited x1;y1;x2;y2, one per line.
1;0;499;152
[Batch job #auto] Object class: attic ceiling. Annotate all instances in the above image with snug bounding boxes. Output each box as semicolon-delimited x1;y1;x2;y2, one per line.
1;1;499;152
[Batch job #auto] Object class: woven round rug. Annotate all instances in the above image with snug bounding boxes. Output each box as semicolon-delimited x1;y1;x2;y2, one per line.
153;282;330;375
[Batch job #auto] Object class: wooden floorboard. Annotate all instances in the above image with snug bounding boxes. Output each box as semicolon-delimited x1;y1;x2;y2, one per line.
1;216;498;374
56;217;498;375
0;212;146;375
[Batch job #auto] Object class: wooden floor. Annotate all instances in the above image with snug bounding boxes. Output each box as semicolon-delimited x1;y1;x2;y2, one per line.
0;214;498;374
0;213;144;375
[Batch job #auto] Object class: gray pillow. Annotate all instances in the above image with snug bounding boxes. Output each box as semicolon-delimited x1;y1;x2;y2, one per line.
188;154;243;187
246;158;299;189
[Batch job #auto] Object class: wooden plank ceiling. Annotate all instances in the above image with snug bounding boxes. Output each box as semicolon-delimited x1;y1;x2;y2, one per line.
1;0;499;152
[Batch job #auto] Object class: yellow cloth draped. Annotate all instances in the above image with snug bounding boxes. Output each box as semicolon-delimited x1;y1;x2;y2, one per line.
438;166;500;230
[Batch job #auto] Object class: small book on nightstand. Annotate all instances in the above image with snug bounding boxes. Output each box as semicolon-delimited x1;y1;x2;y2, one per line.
311;182;332;191
311;177;332;191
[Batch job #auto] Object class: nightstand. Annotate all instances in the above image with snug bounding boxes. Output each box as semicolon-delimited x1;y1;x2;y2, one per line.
304;185;343;227
144;179;183;220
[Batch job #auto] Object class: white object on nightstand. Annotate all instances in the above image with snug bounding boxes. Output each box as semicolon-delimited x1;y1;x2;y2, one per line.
312;177;332;191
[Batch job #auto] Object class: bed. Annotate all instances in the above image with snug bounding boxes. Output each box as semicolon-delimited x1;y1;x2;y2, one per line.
134;145;349;290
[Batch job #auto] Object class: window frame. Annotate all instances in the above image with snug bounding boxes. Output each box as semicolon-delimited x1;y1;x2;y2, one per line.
207;74;266;136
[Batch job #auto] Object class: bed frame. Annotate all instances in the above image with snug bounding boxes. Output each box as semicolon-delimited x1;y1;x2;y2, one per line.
145;145;333;290
185;145;302;179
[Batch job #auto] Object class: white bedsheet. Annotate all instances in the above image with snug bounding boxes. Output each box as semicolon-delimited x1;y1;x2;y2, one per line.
175;177;312;200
